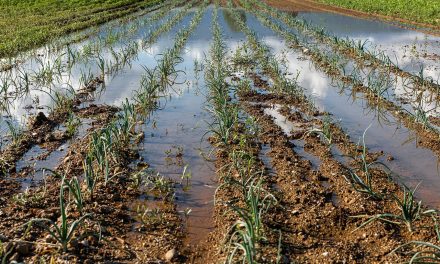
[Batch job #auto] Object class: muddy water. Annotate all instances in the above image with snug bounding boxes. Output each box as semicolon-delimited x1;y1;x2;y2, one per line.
242;13;440;207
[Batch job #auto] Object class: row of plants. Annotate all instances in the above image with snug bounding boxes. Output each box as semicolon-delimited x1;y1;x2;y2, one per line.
204;6;283;263
249;0;440;97
237;0;440;152
0;3;208;262
0;0;200;173
226;2;440;262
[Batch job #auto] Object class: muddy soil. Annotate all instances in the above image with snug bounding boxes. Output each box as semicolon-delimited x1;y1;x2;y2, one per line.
1;2;440;263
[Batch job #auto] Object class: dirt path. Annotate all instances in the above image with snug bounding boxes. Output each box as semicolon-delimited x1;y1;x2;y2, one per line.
264;0;440;36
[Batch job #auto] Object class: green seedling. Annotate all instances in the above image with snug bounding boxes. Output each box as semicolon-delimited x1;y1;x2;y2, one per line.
347;125;387;199
25;176;93;252
353;183;435;232
65;112;80;138
181;164;192;190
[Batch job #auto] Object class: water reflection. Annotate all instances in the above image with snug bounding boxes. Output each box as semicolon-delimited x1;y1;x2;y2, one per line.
261;31;440;207
298;12;440;81
223;9;246;32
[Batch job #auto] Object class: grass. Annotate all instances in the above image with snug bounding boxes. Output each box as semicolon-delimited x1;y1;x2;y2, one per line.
316;0;440;27
0;0;164;58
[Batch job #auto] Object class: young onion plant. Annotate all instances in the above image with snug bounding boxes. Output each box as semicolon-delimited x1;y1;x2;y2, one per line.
241;0;439;134
205;6;238;146
26;174;93;253
353;183;436;233
248;0;440;95
346;126;388;200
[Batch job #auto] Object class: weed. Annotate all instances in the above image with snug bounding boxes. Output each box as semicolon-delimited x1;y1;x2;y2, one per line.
134;205;165;229
12;185;47;208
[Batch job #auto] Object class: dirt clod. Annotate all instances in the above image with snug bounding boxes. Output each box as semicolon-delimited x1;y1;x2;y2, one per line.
30;112;49;127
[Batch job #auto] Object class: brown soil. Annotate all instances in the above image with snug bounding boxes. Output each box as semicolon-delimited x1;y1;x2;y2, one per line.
237;86;439;262
2;3;440;263
0;102;184;263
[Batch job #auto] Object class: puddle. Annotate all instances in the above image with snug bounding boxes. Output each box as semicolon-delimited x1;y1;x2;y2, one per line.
330;144;351;166
263;104;303;136
291;140;322;170
14;118;92;190
16;143;68;190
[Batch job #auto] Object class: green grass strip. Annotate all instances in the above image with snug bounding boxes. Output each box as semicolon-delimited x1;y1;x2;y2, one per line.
0;0;164;58
317;0;440;28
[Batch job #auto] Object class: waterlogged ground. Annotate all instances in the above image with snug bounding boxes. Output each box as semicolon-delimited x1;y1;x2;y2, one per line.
0;1;439;263
299;12;440;76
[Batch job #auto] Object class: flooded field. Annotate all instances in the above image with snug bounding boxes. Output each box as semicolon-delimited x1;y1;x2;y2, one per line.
0;0;439;263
